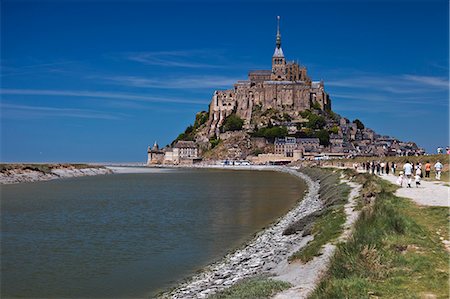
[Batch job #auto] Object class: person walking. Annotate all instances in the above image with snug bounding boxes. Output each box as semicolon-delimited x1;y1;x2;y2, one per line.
380;162;385;174
386;162;390;175
417;162;423;178
434;160;443;180
415;167;422;187
376;162;381;175
425;161;431;178
403;161;413;188
397;171;404;187
392;162;397;174
371;161;375;175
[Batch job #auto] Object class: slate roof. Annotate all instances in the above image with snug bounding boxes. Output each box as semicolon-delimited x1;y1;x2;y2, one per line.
174;141;197;149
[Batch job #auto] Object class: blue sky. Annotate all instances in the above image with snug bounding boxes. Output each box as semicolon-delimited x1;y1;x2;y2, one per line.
1;0;448;162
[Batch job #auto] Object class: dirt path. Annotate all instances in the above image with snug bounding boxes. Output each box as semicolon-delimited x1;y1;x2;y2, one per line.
271;180;362;299
376;173;449;207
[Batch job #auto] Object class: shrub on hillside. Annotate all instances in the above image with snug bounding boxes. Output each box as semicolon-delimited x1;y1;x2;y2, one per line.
315;129;330;146
353;119;365;130
209;136;221;149
222;114;244;132
311;100;322;110
252;126;288;140
194;111;208;128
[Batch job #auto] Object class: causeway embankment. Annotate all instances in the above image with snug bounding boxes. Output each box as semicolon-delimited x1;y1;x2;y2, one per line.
0;163;112;184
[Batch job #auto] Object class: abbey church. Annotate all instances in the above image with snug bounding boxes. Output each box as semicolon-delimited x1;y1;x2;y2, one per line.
206;16;331;137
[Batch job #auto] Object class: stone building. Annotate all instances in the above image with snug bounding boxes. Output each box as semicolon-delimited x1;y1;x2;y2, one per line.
274;137;321;159
274;137;297;157
147;142;164;165
299;138;321;153
206;16;331;138
173;141;198;160
163;141;199;164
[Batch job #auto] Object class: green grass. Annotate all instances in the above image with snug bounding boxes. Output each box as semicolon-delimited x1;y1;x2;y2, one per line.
209;277;291;299
289;206;346;262
309;173;449;299
286;168;351;262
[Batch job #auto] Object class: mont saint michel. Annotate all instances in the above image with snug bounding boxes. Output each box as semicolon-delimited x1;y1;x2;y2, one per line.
2;2;448;299
148;17;424;166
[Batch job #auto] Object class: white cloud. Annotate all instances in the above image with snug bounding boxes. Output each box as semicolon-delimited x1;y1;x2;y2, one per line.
1;103;125;120
402;75;449;88
327;73;448;92
101;75;238;89
0;89;207;105
126;50;226;68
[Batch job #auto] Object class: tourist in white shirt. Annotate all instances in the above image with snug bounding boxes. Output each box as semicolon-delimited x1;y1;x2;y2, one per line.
434;161;443;180
403;161;413;188
415;167;421;187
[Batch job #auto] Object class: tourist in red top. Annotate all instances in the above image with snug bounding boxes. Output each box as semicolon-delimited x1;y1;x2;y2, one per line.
425;161;431;178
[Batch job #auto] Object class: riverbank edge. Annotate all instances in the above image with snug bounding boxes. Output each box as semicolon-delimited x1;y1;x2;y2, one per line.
158;166;323;299
0;165;113;184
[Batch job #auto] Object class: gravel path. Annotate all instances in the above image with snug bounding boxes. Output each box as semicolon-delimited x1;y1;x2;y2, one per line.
377;173;449;207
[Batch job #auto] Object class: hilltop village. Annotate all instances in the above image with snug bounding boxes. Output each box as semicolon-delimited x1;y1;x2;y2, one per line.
147;17;424;165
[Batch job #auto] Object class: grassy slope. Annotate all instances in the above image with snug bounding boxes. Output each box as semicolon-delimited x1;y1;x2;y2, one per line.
310;172;449;298
289;207;346;263
288;168;350;263
209;277;291;299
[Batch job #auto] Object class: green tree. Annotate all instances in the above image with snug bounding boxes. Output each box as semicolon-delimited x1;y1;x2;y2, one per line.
252;126;288;140
311;100;322;110
306;114;326;130
209;135;221;149
302;128;314;137
222;114;244;132
194;111;208;128
300;110;312;119
184;125;194;135
329;125;339;134
327;110;340;122
315;129;330;146
353;119;365;130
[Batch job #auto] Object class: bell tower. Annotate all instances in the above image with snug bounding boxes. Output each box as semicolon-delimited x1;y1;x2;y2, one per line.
271;16;286;81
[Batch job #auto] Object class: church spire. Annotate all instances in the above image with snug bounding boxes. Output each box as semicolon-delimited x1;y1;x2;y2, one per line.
276;16;281;49
273;16;284;58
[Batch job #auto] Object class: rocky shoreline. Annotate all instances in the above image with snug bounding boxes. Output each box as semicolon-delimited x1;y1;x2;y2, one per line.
0;165;113;184
160;167;322;299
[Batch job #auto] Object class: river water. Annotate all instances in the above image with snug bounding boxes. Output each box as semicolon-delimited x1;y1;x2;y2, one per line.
1;168;306;298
